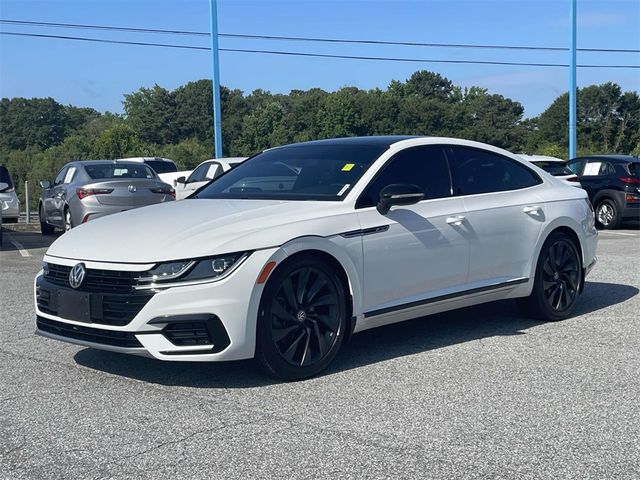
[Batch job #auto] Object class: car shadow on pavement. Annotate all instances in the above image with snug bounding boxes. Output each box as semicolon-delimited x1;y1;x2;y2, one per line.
73;280;638;388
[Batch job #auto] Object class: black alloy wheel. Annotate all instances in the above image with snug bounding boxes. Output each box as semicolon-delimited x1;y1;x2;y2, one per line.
595;199;621;229
256;256;347;380
541;239;580;312
519;232;582;321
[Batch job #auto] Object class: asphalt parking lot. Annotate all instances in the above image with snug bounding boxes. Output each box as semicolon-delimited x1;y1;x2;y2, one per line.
1;226;639;479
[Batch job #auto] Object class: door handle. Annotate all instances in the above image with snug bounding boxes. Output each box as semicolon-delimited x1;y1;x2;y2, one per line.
446;215;466;226
523;205;542;215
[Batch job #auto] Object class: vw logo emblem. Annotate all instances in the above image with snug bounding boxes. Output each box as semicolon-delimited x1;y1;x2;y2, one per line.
128;185;137;193
69;263;86;289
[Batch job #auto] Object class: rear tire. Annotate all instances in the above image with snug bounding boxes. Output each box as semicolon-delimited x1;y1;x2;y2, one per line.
595;199;621;229
518;232;582;321
255;255;347;381
39;205;54;235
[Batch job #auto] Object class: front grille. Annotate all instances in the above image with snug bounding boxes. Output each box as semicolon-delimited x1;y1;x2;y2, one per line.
163;322;212;346
36;316;143;348
43;263;139;294
38;265;155;327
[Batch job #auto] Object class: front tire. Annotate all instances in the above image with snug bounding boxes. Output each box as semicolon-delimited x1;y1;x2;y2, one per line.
64;208;73;232
595;199;621;229
255;255;347;381
519;232;582;321
39;205;54;235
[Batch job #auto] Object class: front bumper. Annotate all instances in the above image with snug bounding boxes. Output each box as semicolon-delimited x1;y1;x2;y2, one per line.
34;248;278;361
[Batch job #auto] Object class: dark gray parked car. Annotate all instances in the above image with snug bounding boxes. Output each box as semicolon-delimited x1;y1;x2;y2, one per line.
38;160;175;234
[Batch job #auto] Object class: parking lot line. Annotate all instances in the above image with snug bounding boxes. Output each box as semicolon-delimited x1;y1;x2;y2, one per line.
6;234;31;257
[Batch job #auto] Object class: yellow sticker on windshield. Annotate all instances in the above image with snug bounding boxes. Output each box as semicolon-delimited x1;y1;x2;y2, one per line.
342;163;355;171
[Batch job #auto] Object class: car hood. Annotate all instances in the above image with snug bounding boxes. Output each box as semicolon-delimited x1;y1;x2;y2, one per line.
45;199;352;263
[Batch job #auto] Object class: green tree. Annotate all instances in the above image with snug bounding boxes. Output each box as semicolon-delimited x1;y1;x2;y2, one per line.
91;124;152;159
123;84;177;145
0;97;69;150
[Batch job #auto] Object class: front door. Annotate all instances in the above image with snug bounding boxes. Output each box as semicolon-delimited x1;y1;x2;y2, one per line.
356;145;469;317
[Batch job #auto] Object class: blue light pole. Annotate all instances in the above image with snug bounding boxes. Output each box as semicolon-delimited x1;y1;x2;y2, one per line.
569;0;577;159
210;0;223;158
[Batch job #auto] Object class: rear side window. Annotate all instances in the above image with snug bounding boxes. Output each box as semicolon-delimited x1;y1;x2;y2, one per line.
532;162;573;176
357;146;451;208
450;147;541;195
583;161;615;176
0;166;13;188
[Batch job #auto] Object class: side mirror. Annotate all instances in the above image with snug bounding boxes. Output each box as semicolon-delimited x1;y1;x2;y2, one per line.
39;180;51;189
0;182;8;192
175;176;187;185
376;184;425;215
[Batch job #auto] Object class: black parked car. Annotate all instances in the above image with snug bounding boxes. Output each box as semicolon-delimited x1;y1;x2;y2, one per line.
568;155;640;229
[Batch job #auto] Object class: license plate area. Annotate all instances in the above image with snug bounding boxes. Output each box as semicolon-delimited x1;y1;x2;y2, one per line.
57;290;91;322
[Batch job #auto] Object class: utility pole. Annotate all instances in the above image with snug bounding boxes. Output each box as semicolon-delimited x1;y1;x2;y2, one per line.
569;0;577;159
210;0;223;158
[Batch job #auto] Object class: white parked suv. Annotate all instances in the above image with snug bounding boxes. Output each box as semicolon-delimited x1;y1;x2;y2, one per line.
174;157;247;200
34;137;597;380
0;165;20;223
119;157;190;187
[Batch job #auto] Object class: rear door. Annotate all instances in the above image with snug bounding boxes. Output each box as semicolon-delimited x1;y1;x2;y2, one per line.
356;145;469;317
448;146;546;287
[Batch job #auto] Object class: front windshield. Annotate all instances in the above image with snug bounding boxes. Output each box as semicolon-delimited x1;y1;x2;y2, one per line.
194;143;389;201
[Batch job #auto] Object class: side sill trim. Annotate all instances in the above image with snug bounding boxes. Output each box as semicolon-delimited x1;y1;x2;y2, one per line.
364;277;529;318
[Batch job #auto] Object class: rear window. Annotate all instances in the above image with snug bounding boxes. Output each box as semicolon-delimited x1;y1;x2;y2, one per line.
84;164;156;180
532;161;574;176
145;160;177;174
0;166;14;188
628;163;639;177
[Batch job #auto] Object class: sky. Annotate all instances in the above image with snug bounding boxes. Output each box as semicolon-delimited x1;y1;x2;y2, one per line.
0;0;638;118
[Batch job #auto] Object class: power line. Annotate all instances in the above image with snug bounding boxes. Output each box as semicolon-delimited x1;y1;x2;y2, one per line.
1;31;638;69
1;18;639;54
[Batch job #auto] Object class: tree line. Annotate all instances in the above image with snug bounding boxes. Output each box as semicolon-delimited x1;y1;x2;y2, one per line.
1;70;638;208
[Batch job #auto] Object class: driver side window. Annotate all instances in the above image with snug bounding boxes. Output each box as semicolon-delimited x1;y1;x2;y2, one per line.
53;167;68;186
188;163;212;183
356;146;452;209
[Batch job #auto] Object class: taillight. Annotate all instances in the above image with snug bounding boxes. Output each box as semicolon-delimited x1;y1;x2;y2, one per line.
566;176;580;182
625;193;640;204
619;176;640;184
150;186;175;197
77;188;114;200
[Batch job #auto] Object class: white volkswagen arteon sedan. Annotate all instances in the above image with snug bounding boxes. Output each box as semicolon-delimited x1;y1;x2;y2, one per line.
34;137;598;380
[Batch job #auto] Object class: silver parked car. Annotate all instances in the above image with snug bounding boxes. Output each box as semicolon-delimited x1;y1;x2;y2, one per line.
38;161;175;234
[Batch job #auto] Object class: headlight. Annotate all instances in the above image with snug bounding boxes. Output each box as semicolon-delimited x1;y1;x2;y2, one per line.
136;252;250;288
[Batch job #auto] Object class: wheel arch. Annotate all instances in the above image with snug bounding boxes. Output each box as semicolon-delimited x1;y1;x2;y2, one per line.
534;223;586;294
277;236;363;342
